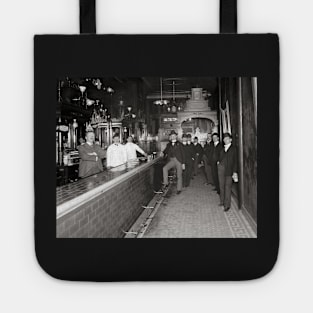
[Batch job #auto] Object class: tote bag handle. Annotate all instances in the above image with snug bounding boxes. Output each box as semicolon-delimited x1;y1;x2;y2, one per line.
80;0;237;34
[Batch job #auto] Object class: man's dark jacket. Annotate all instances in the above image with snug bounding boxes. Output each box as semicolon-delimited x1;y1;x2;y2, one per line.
218;144;238;176
193;143;204;158
163;141;185;164
78;143;106;178
203;142;213;162
182;143;195;164
212;142;223;165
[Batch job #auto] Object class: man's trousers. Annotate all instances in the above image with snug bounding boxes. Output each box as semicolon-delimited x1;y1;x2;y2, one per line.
217;163;233;209
212;162;220;192
183;161;193;188
193;154;200;176
163;157;183;191
203;155;213;184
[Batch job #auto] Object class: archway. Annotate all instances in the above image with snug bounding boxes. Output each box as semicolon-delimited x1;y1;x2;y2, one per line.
181;117;215;135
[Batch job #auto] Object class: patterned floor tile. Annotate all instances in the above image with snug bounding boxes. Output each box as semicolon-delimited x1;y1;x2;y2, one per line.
142;173;257;238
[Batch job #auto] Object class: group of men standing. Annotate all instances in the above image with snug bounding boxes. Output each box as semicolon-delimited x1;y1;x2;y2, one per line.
161;130;238;212
77;127;238;212
78;131;147;178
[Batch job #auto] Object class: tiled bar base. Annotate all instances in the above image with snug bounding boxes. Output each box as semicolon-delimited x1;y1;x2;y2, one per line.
57;158;162;238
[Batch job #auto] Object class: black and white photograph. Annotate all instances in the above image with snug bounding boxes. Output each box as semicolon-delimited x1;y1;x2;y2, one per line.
56;77;257;238
5;0;313;310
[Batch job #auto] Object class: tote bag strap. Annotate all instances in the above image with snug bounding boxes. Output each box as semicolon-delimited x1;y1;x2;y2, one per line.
79;0;237;34
220;0;237;33
80;0;96;34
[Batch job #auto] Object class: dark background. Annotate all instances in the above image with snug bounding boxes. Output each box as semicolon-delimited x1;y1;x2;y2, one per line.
34;34;279;281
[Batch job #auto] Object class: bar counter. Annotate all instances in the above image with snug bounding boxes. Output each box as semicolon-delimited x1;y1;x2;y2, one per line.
57;156;163;238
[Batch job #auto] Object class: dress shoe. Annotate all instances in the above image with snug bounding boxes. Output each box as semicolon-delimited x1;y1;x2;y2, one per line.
176;191;181;195
161;184;168;192
224;207;230;212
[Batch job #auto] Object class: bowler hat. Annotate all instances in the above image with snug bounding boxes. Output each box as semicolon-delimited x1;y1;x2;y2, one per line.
182;134;187;138
223;132;232;139
169;130;177;135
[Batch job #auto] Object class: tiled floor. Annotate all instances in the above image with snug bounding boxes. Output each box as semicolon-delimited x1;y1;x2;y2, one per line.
139;171;256;238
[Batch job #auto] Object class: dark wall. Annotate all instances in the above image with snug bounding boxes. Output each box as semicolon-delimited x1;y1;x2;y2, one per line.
222;77;257;223
241;78;257;222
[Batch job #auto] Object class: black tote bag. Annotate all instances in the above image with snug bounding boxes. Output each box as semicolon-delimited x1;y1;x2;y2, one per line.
34;0;279;281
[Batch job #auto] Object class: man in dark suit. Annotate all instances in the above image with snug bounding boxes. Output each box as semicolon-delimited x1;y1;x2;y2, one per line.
78;130;106;178
217;132;238;212
181;134;195;188
192;136;204;177
202;133;214;185
187;134;196;180
211;132;223;194
161;130;185;194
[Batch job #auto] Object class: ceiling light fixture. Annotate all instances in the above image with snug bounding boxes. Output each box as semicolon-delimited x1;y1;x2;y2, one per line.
154;77;169;106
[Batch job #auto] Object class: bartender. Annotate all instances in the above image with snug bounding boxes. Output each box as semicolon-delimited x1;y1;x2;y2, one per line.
124;136;147;161
77;130;106;178
106;133;127;169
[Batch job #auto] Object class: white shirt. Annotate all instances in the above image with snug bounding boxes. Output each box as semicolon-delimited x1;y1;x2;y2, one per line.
106;143;127;168
224;143;231;152
214;141;219;147
124;142;146;161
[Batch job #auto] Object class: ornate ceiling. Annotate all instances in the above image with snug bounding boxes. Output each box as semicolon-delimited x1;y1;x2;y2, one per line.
142;77;218;98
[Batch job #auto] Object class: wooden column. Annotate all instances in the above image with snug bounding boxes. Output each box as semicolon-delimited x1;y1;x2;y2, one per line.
218;78;223;140
237;77;244;210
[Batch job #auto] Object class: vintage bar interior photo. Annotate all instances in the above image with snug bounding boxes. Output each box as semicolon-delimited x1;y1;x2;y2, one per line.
56;77;257;238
